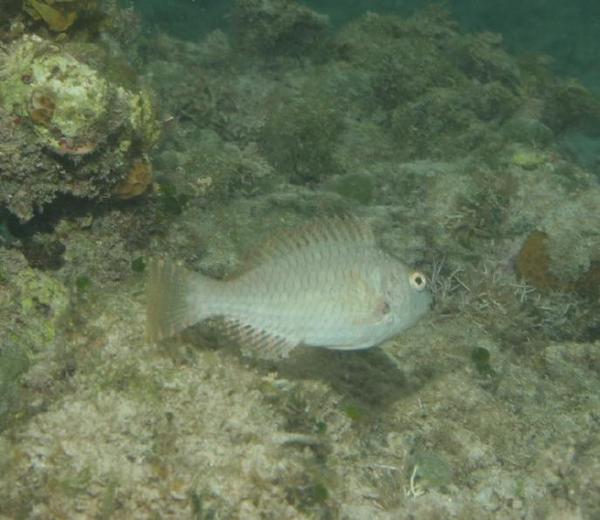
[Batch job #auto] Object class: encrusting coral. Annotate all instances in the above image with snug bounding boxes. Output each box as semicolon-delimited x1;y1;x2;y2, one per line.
0;34;160;221
516;230;564;291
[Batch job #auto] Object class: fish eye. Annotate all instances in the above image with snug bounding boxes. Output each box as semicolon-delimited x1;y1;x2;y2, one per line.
409;271;427;291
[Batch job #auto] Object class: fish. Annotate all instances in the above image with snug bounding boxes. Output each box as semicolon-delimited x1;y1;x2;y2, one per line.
146;217;432;359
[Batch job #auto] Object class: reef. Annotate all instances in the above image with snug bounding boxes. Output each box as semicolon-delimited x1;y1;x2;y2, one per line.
231;0;330;58
0;0;599;518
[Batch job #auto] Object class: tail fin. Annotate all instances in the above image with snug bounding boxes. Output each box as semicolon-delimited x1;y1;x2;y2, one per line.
146;257;199;342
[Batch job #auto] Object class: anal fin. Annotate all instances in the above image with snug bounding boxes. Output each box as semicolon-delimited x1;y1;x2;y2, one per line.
222;318;298;360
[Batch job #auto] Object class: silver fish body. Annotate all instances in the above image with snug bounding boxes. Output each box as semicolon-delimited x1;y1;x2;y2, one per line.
146;218;432;358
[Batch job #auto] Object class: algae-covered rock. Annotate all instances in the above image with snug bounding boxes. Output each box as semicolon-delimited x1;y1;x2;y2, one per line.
259;95;344;184
0;245;69;350
1;34;158;156
0;340;30;432
232;0;329;58
1;35;108;153
0;254;70;433
331;173;375;205
14;267;70;347
334;11;520;160
0;1;21;25
0;35;160;221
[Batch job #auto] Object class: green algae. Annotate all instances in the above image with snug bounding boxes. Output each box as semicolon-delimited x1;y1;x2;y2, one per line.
332;173;375;205
510;149;547;170
96;362;163;404
15;268;69;347
0;341;30;432
131;256;146;274
75;274;93;292
342;403;364;422
260;96;344;184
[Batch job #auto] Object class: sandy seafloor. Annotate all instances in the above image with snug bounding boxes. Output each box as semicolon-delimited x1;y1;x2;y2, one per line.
1;2;599;519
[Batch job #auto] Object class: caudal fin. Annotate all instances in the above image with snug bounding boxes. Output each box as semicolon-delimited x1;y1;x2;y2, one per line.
146;257;199;342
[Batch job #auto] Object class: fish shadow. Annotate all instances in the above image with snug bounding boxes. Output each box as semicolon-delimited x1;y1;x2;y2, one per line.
183;324;433;419
263;347;427;417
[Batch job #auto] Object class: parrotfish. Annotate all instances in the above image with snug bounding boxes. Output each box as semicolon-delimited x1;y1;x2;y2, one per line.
146;217;432;358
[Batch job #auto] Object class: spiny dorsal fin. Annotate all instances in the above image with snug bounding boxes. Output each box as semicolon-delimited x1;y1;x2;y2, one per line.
232;215;375;277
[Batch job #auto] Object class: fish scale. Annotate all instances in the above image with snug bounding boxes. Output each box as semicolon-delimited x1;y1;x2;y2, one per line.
146;217;432;359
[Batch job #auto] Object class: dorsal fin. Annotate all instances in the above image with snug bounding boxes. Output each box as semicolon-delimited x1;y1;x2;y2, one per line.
230;215;375;278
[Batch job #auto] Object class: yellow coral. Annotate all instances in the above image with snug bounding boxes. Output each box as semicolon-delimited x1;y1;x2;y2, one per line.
25;0;78;32
511;150;546;170
114;159;153;199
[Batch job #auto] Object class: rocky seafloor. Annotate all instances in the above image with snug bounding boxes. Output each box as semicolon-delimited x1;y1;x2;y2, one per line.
0;1;599;518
